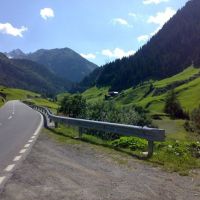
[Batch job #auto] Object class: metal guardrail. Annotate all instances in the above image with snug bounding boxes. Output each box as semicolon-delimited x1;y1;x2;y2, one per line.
30;104;165;157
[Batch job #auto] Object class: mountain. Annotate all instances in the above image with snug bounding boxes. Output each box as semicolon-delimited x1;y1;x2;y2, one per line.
80;0;200;91
0;53;71;95
6;49;26;59
6;48;98;83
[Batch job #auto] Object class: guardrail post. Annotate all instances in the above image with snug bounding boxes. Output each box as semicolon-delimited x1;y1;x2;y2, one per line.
55;122;58;128
78;127;83;139
147;141;154;158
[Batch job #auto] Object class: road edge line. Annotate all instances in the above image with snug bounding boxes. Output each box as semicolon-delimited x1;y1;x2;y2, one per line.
0;113;44;193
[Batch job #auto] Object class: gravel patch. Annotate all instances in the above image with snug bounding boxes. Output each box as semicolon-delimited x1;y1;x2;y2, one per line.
0;130;200;200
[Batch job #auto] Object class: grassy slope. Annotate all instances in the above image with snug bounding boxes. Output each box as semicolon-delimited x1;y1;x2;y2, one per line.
0;86;58;110
82;86;109;104
82;66;200;115
57;87;109;105
0;98;4;107
114;66;200;114
82;66;200;142
0;85;39;100
56;92;70;103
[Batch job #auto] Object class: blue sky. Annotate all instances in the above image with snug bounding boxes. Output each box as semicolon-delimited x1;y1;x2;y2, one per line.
0;0;188;66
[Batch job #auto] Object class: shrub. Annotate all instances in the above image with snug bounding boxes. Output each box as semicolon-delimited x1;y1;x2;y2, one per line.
164;90;188;119
84;102;152;140
184;106;200;133
189;142;200;158
184;120;193;132
58;94;86;118
86;102;151;126
191;106;200;133
111;137;147;151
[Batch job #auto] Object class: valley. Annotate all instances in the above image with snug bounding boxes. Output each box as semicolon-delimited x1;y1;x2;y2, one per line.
0;0;200;199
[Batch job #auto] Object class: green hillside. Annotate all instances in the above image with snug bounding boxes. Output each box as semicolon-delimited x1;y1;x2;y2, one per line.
113;66;200;114
82;87;109;104
0;86;58;111
82;66;200;114
81;66;200;142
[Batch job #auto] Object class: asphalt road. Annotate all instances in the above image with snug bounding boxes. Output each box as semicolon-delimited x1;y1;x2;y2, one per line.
0;100;41;174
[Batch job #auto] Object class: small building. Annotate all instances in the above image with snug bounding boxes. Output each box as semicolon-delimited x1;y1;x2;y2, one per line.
105;91;119;100
108;91;119;97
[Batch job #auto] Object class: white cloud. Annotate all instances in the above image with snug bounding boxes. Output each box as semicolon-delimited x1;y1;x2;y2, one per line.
0;23;27;37
147;7;176;27
112;18;132;27
128;12;137;17
137;7;176;40
102;48;135;59
81;53;96;60
150;26;161;36
40;8;55;20
143;0;169;5
137;35;149;42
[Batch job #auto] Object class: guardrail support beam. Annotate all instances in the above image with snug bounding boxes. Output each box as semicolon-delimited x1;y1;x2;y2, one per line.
147;141;154;158
27;104;165;159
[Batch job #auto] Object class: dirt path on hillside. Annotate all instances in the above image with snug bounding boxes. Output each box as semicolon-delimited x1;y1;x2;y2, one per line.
0;130;200;200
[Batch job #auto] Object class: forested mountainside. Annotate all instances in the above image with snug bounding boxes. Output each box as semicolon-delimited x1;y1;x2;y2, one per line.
80;0;200;91
0;53;71;95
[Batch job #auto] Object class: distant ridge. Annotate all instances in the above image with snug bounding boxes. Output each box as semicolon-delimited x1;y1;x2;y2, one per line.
6;47;98;83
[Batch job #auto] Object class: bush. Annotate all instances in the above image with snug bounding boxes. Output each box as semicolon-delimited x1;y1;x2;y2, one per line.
86;102;151;126
84;102;152;140
164;90;188;119
184;106;200;134
189;142;200;158
111;137;147;151
58;94;86;118
184;120;194;132
191;106;200;133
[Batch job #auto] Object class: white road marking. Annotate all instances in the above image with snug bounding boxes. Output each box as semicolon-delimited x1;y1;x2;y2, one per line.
19;149;27;154
32;115;43;137
33;132;39;136
24;144;30;148
12;101;15;115
0;176;6;185
13;155;22;162
0;106;44;189
4;164;15;172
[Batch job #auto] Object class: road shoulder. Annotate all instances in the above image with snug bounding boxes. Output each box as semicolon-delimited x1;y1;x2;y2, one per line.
0;129;200;200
